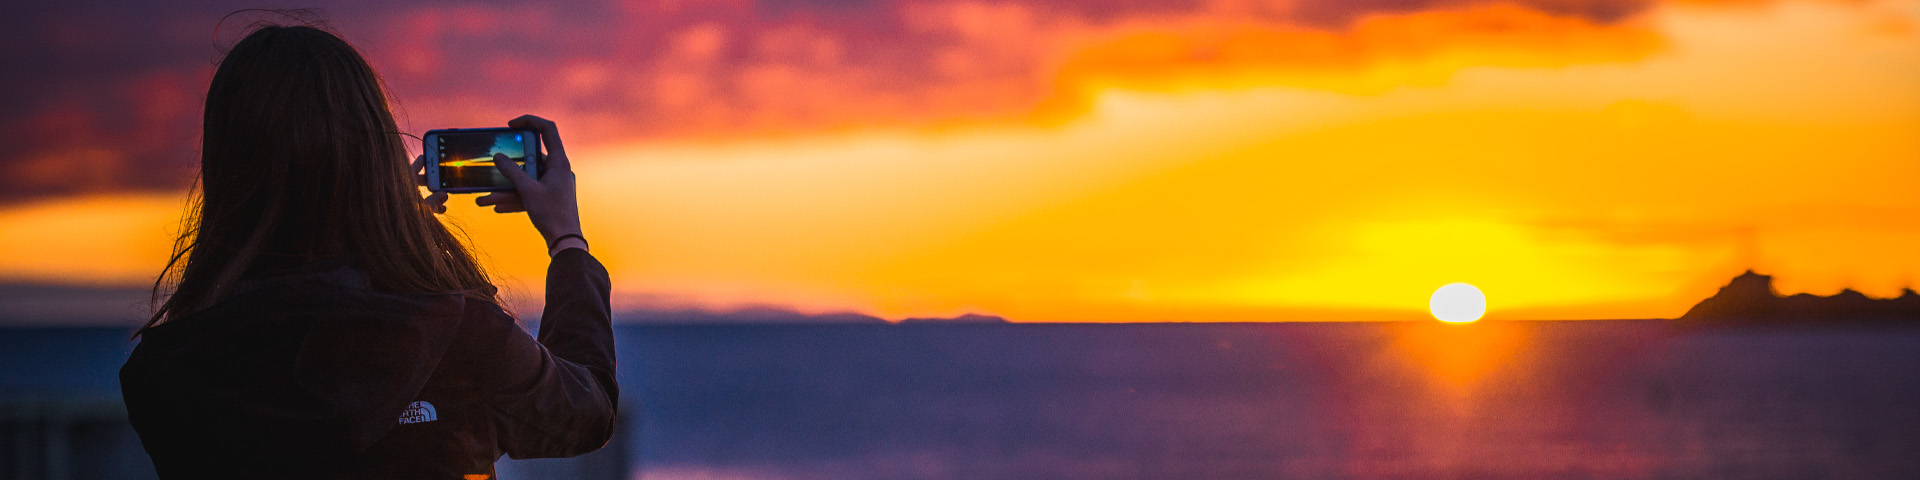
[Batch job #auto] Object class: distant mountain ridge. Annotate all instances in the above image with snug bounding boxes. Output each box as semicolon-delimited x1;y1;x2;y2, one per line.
1676;270;1920;325
615;307;1008;325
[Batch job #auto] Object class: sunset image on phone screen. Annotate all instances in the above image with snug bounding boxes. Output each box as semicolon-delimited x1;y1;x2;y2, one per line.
437;132;525;190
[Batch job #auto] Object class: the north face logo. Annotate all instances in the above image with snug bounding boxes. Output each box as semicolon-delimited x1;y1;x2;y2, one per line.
398;401;438;424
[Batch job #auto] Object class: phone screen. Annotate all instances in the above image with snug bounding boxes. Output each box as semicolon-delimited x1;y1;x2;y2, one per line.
435;131;530;190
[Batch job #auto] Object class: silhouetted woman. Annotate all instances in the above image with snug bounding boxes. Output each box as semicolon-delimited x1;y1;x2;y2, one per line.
119;25;615;479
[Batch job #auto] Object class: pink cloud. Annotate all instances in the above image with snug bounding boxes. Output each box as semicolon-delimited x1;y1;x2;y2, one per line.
0;0;1725;201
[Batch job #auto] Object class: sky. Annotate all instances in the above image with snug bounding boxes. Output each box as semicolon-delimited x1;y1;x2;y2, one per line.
1;0;1916;323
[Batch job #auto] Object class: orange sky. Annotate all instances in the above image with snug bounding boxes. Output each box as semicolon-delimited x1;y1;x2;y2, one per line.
1;0;1916;322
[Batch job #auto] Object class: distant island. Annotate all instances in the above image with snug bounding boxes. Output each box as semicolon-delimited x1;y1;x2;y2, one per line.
899;313;1009;324
1675;270;1920;326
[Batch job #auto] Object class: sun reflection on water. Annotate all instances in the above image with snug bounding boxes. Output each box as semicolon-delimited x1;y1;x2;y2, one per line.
1390;321;1529;397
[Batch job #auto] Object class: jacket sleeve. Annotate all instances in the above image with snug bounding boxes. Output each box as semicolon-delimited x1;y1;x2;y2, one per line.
461;248;619;459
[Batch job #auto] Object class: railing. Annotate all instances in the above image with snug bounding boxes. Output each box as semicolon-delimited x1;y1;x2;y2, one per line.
0;396;154;480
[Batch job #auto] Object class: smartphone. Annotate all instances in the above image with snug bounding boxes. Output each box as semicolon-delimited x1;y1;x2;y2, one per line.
423;128;541;193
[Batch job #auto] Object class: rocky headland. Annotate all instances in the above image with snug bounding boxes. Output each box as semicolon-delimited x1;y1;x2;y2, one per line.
1676;270;1920;326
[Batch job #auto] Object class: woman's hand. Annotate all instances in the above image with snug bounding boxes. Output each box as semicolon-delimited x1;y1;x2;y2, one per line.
475;115;586;255
412;154;450;214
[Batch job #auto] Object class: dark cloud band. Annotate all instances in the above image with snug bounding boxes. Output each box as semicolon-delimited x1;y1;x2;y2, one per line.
0;0;1682;204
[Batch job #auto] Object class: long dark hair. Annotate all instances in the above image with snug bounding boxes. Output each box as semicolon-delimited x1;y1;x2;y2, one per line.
142;25;497;336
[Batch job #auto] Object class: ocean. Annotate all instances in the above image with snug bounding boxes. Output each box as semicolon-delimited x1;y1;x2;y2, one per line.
4;321;1918;479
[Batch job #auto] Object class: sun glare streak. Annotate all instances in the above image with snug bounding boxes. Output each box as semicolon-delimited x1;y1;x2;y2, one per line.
440;158;496;168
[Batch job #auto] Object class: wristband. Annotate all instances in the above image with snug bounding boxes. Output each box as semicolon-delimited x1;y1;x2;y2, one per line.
547;233;587;253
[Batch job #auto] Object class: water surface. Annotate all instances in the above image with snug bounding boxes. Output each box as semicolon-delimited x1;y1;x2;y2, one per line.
615;321;1920;479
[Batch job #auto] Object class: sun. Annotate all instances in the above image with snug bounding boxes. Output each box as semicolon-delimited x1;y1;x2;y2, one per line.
1430;283;1486;323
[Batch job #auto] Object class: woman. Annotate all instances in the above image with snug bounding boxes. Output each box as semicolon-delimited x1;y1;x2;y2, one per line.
118;25;616;479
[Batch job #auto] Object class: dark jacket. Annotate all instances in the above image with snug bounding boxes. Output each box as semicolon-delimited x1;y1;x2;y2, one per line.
120;249;617;479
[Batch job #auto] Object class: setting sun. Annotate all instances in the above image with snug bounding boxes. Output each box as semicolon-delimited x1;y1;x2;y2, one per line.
1431;283;1487;323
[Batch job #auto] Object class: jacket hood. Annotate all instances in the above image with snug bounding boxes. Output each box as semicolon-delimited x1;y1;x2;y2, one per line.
121;260;471;471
